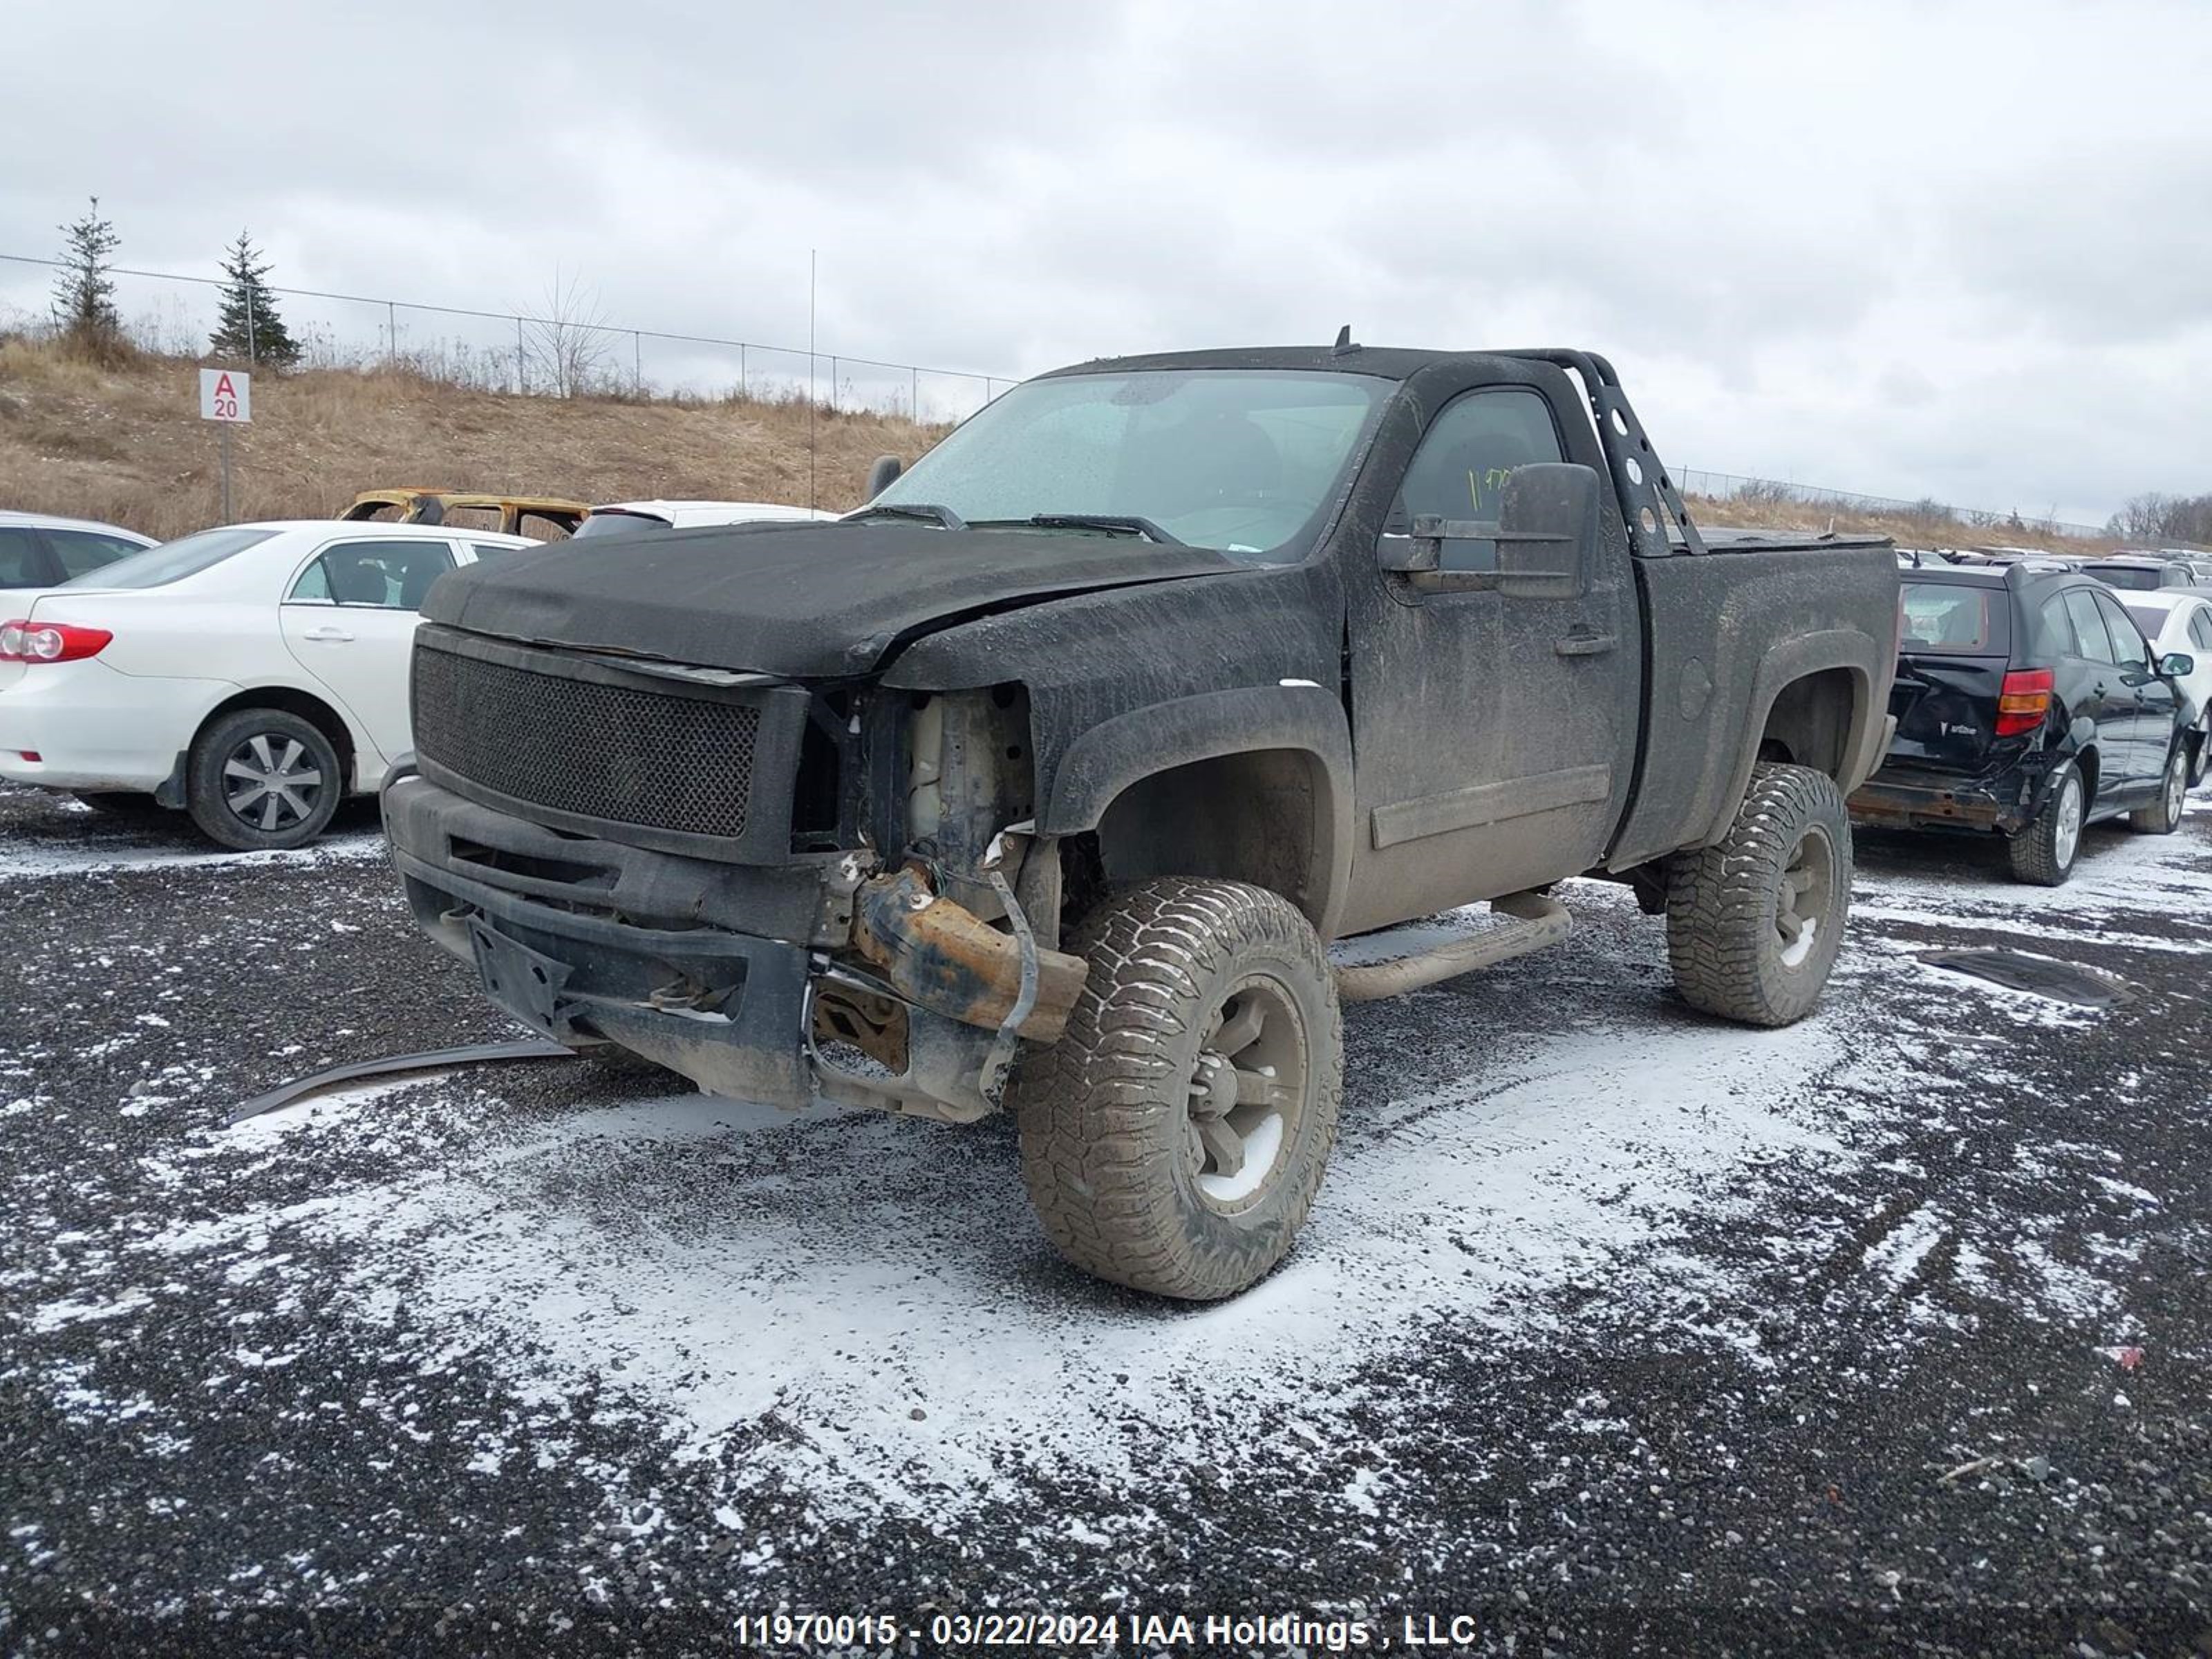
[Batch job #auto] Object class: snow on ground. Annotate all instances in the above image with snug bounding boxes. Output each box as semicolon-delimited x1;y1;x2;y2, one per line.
87;815;2210;1534
6;777;2212;1621
133;1003;1888;1521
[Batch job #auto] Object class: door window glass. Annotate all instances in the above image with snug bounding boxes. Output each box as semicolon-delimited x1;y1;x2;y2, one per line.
2191;610;2212;651
2063;588;2118;664
291;540;456;610
0;527;44;585
2037;595;2079;659
470;541;526;564
2094;592;2150;672
44;529;147;579
1398;388;1566;572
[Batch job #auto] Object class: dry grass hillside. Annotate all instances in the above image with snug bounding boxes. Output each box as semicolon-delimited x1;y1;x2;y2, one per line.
0;337;948;540
0;334;2137;556
1685;494;2133;557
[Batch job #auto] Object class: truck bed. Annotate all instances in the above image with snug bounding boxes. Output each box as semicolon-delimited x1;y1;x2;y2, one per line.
1606;534;1900;869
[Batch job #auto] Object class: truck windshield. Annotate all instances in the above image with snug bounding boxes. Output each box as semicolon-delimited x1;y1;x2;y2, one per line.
872;369;1386;561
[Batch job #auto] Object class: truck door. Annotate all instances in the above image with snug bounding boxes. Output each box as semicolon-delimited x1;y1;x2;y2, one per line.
1338;382;1641;935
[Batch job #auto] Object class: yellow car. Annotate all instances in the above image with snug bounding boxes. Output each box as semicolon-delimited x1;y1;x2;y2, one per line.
340;489;588;541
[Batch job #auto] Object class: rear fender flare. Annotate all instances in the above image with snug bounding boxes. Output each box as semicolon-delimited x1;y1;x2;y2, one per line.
1705;630;1884;845
1040;684;1353;936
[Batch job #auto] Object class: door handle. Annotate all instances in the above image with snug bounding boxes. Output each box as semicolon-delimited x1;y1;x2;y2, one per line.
301;626;355;642
1555;628;1617;657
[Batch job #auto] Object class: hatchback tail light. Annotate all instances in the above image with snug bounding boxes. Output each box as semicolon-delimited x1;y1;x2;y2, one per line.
1995;667;2054;736
0;619;113;664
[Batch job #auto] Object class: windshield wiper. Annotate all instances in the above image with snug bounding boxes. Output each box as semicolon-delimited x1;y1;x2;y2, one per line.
1016;514;1186;546
845;503;968;531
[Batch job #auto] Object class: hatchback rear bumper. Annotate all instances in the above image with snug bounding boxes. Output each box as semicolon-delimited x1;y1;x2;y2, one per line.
1848;757;2049;836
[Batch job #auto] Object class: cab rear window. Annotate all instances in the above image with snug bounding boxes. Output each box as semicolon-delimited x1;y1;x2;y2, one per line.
1899;583;2007;653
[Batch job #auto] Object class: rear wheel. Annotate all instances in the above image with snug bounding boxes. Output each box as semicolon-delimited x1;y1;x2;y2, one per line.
2008;760;2083;885
2128;744;2188;835
186;709;343;851
1012;879;1342;1300
1665;762;1851;1027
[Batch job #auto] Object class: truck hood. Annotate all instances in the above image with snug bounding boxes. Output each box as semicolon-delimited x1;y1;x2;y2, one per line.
422;521;1241;677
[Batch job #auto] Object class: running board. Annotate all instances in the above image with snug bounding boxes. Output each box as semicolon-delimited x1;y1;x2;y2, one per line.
1333;892;1571;1004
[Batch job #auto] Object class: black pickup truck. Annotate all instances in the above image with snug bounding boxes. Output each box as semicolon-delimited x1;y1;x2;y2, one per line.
382;344;1900;1300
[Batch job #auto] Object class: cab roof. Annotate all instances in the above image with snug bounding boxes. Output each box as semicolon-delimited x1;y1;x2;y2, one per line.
1040;344;1562;382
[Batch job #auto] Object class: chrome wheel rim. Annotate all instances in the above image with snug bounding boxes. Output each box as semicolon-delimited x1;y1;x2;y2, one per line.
1774;827;1834;972
2053;775;2083;868
222;733;325;832
1185;974;1306;1212
2168;754;2187;822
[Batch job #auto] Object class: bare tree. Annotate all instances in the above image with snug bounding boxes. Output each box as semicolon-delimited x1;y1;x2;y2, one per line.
2106;491;2173;541
518;267;613;397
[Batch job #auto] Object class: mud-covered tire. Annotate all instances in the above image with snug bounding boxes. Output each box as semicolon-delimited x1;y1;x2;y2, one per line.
2128;744;2188;835
1665;762;1852;1028
2008;760;2084;885
1011;879;1342;1301
186;708;343;852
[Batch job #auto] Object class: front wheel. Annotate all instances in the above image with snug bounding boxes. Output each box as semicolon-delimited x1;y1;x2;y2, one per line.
1665;762;1852;1027
186;708;344;851
1012;879;1343;1300
2128;744;2188;836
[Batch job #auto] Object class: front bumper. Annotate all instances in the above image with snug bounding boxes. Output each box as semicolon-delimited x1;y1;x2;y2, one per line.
1848;756;2050;836
386;772;831;1107
382;772;1081;1118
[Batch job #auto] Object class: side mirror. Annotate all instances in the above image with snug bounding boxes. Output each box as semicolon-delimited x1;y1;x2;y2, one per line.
1493;462;1602;599
1378;463;1602;594
865;454;903;499
2160;650;2195;678
1376;525;1442;573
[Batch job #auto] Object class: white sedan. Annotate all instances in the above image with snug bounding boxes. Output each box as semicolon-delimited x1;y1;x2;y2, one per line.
0;520;532;849
1;509;156;601
2120;588;2212;782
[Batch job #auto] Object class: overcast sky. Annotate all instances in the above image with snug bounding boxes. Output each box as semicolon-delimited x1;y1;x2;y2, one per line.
6;0;2209;525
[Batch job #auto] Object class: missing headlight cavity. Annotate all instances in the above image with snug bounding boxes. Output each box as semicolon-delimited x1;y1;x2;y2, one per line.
1918;948;2135;1009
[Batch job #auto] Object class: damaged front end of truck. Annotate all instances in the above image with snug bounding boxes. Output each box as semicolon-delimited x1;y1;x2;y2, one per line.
384;619;1097;1123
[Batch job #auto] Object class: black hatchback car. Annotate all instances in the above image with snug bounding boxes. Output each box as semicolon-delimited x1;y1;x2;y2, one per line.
1848;562;2196;883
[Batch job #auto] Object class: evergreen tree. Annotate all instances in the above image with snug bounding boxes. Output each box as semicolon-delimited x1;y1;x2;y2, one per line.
209;230;300;366
51;196;120;344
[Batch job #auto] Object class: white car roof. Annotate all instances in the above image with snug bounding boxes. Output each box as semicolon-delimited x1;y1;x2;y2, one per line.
0;509;156;542
593;500;836;525
231;519;534;541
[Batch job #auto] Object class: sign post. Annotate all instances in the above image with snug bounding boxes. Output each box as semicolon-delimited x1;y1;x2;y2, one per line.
198;368;252;523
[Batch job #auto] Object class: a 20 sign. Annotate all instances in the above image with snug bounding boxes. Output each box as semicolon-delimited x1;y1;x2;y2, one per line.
198;367;252;423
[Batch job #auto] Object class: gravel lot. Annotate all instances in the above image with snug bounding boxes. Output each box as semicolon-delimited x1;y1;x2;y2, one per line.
3;780;2209;1656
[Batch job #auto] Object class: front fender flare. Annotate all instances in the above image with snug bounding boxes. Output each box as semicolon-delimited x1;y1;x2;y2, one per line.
1041;684;1353;937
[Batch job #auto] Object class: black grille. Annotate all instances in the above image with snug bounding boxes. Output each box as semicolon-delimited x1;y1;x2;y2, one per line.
414;646;760;838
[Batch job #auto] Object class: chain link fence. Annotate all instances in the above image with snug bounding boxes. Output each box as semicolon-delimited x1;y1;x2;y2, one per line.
1;253;1008;424
2;252;2159;538
1675;467;2111;543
